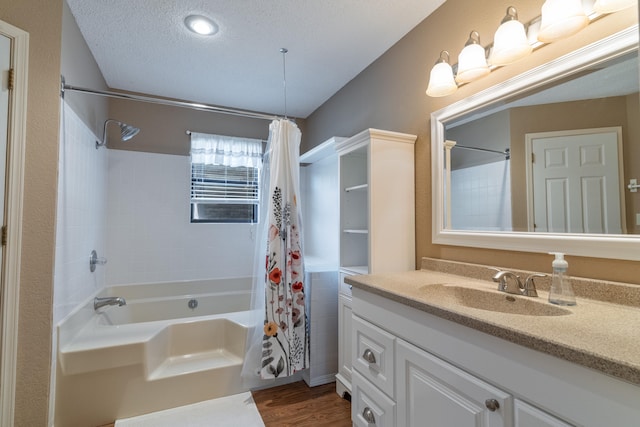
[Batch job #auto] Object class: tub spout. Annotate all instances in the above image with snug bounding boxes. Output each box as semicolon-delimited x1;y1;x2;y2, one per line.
94;296;126;310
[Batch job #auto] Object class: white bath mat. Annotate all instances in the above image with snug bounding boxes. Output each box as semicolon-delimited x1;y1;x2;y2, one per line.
115;392;265;427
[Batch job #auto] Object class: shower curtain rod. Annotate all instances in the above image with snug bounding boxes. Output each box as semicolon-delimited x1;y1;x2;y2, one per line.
60;77;281;122
454;144;510;160
185;130;268;144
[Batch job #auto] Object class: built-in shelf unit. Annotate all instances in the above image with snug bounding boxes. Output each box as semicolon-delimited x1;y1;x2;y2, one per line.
335;128;416;397
337;128;417;276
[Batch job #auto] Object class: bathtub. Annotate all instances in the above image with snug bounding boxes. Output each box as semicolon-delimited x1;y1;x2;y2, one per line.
55;277;257;427
99;278;252;325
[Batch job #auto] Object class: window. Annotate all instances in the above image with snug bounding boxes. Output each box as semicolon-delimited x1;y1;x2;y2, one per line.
190;132;263;223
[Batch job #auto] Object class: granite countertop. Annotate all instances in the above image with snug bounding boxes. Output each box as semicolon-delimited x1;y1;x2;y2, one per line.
345;259;640;386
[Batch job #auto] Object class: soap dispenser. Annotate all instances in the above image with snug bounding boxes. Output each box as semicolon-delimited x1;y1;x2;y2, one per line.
548;252;576;306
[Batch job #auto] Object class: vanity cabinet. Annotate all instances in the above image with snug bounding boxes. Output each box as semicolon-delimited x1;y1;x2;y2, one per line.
352;313;513;427
336;128;416;396
351;287;637;426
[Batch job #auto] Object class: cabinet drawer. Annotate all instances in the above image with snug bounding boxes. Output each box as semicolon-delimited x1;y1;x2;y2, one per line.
352;315;395;398
514;399;573;427
352;370;396;427
339;272;353;297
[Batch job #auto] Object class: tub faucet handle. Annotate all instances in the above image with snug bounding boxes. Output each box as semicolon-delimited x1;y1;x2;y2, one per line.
90;250;107;272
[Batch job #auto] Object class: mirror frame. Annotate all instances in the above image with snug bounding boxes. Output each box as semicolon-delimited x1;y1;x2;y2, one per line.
431;25;640;261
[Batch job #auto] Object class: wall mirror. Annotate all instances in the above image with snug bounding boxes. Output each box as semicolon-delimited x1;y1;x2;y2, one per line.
431;25;640;260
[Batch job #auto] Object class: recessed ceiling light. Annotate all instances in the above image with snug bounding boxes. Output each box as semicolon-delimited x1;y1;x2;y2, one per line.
184;15;218;36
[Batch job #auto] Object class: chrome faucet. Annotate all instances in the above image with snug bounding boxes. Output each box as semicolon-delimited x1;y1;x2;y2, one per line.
492;269;546;298
94;296;126;310
492;270;523;295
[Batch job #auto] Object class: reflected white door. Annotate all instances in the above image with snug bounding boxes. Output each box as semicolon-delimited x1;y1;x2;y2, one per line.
526;128;624;234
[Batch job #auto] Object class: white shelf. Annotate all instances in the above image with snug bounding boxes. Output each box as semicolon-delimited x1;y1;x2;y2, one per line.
345;184;368;192
343;229;368;234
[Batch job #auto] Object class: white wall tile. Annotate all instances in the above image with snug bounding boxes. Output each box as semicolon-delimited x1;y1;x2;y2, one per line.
54;102;108;327
105;150;256;285
451;160;512;231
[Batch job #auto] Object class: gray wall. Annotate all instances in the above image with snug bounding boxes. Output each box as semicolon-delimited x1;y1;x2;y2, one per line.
61;0;108;136
446;109;510;170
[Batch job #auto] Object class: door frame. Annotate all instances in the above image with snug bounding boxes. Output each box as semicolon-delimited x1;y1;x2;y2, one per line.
525;127;625;233
0;19;28;427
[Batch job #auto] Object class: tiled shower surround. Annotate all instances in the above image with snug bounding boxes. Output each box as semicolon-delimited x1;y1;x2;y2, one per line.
450;160;512;231
105;149;256;285
54;102;108;326
54;103;259;325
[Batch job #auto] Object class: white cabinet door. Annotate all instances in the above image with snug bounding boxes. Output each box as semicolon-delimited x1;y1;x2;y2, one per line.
514;400;572;427
336;293;353;394
397;339;513;427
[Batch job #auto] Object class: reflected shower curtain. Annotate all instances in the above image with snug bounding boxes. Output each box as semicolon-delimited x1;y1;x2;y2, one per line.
242;119;308;382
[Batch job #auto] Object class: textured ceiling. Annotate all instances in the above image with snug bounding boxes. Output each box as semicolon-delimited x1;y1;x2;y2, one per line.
65;0;446;118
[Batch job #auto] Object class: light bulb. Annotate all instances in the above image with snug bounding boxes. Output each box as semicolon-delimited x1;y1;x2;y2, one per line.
490;7;532;66
426;51;458;97
538;0;588;43
184;15;219;36
456;31;490;83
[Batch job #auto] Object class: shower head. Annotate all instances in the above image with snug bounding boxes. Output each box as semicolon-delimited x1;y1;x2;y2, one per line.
96;119;140;149
119;122;140;141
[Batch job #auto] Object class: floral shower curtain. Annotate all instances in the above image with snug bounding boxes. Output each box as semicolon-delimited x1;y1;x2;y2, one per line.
242;119;308;381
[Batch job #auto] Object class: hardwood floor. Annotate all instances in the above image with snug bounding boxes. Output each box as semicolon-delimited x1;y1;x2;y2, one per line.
97;381;351;427
252;381;352;427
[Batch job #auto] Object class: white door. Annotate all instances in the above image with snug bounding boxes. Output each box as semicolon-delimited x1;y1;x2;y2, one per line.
0;33;9;376
0;20;28;427
396;340;512;427
526;128;624;233
0;34;9;290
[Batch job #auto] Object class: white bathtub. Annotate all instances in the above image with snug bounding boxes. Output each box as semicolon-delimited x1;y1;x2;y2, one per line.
55;277;256;427
99;278;252;325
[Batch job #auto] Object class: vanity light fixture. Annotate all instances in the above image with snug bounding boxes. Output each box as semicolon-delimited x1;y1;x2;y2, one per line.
425;0;624;98
425;51;458;97
456;31;491;83
490;6;532;66
537;0;588;43
184;14;219;36
593;0;637;13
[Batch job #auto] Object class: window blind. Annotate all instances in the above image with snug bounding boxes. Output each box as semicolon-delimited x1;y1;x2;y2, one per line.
190;163;259;204
189;132;262;223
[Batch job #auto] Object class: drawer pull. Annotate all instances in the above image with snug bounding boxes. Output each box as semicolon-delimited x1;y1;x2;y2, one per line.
485;399;500;412
362;349;377;364
362;407;376;424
